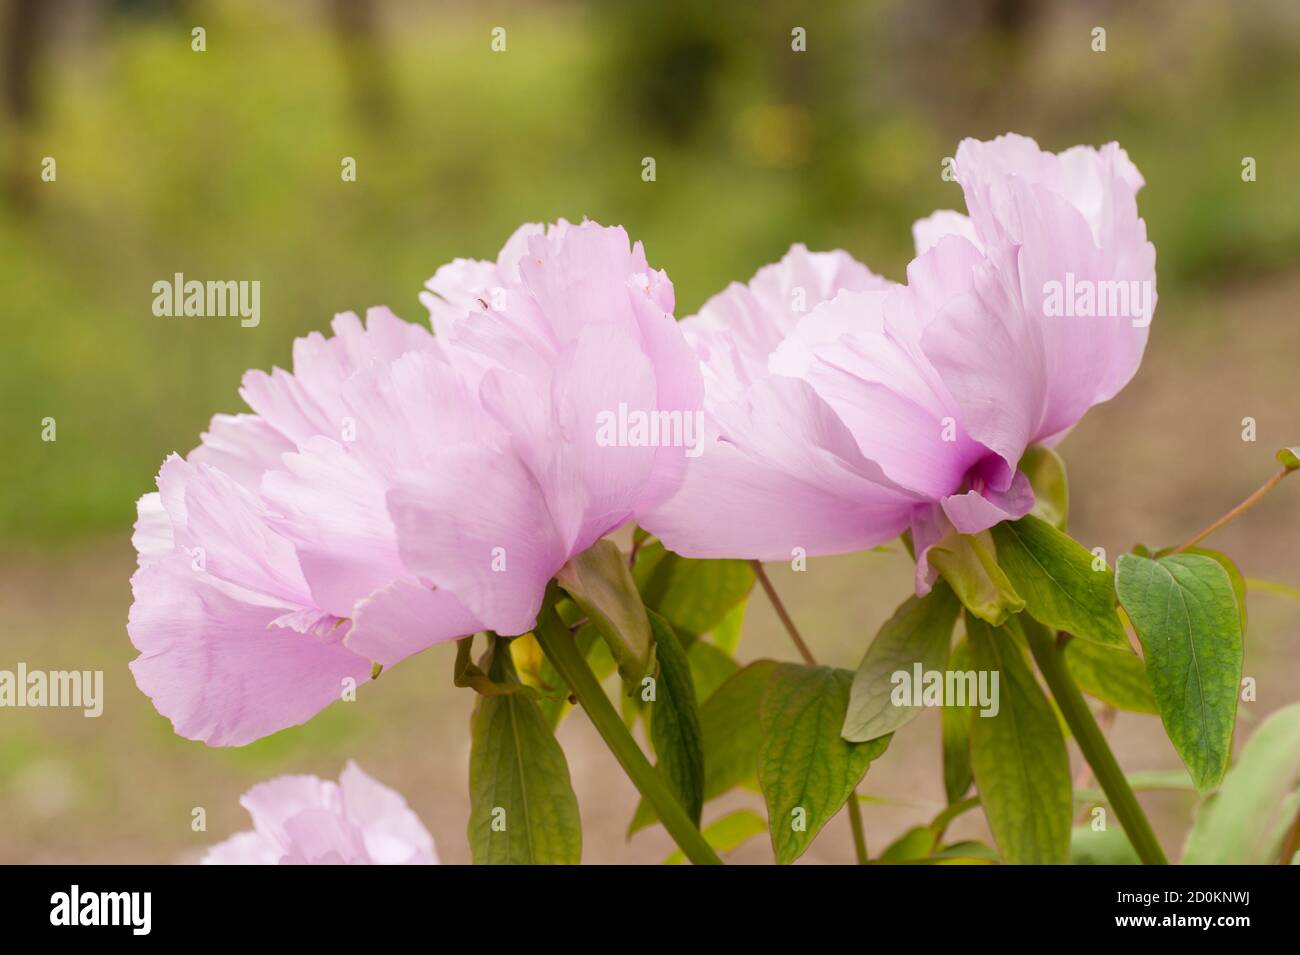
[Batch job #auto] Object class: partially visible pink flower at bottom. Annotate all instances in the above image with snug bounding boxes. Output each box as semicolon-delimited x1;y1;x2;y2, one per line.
203;762;438;865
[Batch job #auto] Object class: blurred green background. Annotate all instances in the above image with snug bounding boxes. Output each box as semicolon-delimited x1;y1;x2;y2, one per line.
2;0;1299;863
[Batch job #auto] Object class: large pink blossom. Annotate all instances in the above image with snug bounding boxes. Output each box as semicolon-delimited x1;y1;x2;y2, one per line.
642;134;1156;591
203;762;438;865
129;220;702;746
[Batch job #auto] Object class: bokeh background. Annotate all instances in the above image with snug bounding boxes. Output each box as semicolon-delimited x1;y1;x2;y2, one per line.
2;0;1299;863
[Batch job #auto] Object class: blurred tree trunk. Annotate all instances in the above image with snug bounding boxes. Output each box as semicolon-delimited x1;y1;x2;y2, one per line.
327;0;394;132
2;0;52;211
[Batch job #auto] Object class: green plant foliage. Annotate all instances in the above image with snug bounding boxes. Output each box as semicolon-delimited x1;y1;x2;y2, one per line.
966;616;1072;864
758;664;890;864
993;515;1128;648
1182;702;1300;863
468;689;583;865
1115;553;1244;791
646;611;705;826
842;582;960;742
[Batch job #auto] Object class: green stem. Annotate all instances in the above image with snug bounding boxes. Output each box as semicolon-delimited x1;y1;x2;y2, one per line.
533;597;723;865
846;796;869;864
1025;626;1169;865
1170;465;1292;554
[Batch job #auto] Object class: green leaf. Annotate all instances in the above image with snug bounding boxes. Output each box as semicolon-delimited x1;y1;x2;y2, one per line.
629;659;776;835
686;638;740;703
842;583;960;742
1182;701;1300;864
710;600;747;655
1064;638;1158;714
991;515;1128;648
1155;545;1247;631
556;539;655;683
966;615;1072;864
645;611;704;826
1115;553;1244;791
879;826;937;862
633;540;755;637
662;809;767;864
1070;826;1141;865
758;664;890;864
931;841;999;862
1019;445;1069;531
942;640;975;804
928;529;1024;626
1277;447;1300;471
468;689;583;864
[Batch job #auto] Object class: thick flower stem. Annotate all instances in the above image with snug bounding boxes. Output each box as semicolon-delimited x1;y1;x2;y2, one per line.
751;560;870;865
533;600;723;865
1024;627;1169;865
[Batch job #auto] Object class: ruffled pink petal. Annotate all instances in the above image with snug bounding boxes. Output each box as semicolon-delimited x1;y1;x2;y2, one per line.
340;761;440;864
279;808;371;865
641;376;921;560
345;579;480;668
911;210;981;257
187;413;294;491
940;470;1035;535
202;831;281;865
261;437;407;618
915;237;1046;475
387;445;566;637
128;555;370;746
771;286;986;500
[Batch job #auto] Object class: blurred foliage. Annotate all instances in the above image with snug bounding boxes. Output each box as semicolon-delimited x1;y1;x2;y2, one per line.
1;0;1299;545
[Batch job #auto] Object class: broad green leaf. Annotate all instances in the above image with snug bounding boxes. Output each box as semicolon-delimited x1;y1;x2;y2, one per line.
645;611;704;826
1182;701;1300;863
556;539;654;683
1019;445;1069;531
633;540;755;637
930;794;982;842
928;529;1024;626
842;582;960;742
758;664;890;864
1115;553;1243;791
879;826;936;862
992;515;1127;648
932;841;998;862
711;600;747;655
966;615;1071;864
942;640;975;804
629;659;776;835
663;809;767;864
686;638;740;703
878;809;989;863
1064;638;1158;714
1070;826;1141;865
468;689;582;864
1155;545;1247;630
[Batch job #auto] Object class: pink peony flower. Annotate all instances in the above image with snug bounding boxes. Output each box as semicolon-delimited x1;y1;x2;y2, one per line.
129;220;702;745
203;762;438;865
642;134;1156;592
